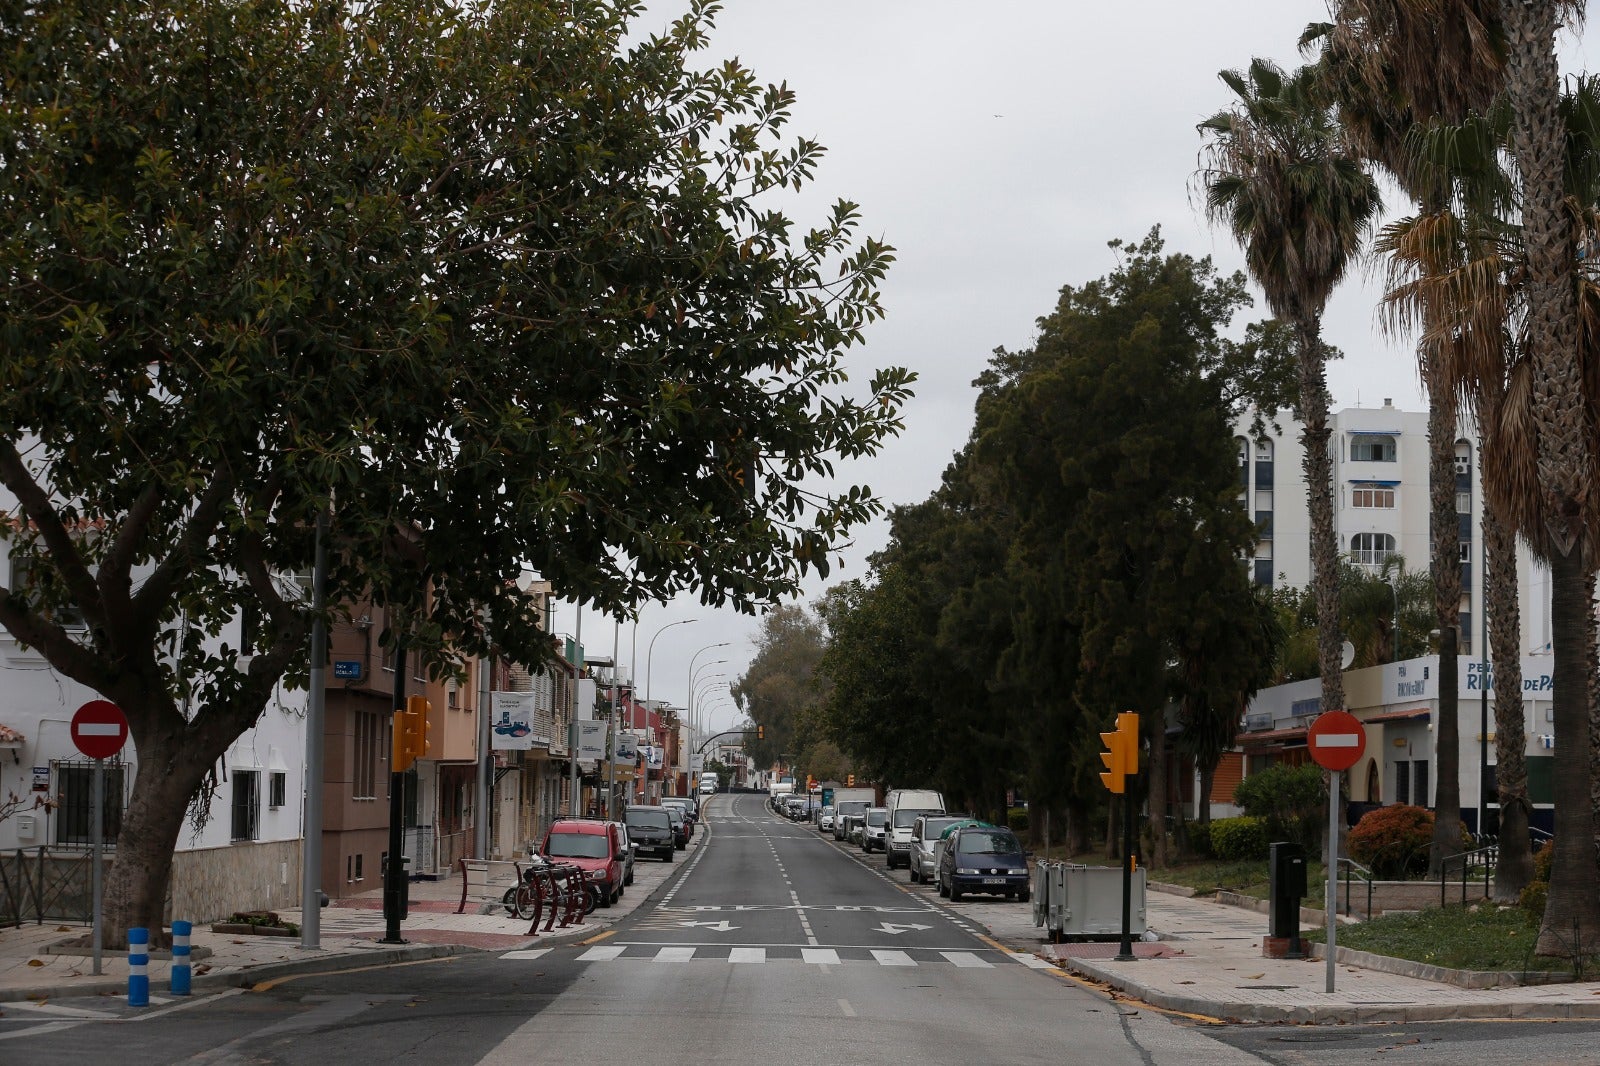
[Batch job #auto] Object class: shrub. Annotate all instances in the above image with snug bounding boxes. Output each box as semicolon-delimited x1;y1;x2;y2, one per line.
1232;763;1326;847
1210;816;1270;861
1007;807;1029;834
1532;839;1554;884
1348;804;1433;879
1185;820;1214;859
1519;879;1549;922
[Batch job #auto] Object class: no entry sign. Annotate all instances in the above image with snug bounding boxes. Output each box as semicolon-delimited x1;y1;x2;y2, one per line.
1307;709;1365;772
71;700;128;760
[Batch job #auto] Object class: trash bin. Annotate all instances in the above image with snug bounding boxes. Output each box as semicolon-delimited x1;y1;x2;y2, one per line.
383;855;411;921
1268;841;1306;953
1031;862;1052;927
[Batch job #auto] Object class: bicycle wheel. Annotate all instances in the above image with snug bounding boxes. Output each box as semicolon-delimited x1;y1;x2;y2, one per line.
502;886;520;918
513;881;539;922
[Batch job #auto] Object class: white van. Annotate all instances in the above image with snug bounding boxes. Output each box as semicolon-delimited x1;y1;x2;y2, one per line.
884;789;946;869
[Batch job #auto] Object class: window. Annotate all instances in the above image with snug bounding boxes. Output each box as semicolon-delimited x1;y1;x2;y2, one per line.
1454;451;1471;476
1414;760;1431;808
53;763;124;846
1351;485;1395;508
1350;533;1397;567
231;770;260;842
9;552;86;630
1456;492;1472;515
1395;760;1411;806
353;710;381;800
1350;435;1397;462
269;771;287;809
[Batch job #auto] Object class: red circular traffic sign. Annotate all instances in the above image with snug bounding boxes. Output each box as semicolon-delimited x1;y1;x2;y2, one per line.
1307;710;1366;771
71;700;128;760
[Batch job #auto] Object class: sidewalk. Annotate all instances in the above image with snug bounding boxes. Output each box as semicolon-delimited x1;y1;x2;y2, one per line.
0;826;706;1005
966;882;1600;1024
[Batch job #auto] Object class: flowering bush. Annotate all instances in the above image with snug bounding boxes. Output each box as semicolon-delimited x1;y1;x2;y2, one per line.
1348;804;1433;879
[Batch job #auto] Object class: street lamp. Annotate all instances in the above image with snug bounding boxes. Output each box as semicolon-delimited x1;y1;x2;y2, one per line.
691;674;728;731
683;643;730;788
644;619;695;723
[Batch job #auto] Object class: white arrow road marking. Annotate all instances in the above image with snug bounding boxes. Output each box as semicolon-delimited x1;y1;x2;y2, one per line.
677;920;739;932
874;922;932;935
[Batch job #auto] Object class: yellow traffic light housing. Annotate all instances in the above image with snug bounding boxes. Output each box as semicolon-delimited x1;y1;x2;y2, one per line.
393;696;432;772
756;724;765;740
1099;712;1139;794
847;773;855;787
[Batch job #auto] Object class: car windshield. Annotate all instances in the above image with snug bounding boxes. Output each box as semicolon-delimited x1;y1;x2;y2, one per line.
546;832;610;859
920;818;962;841
625;810;669;829
956;830;1022;856
893;808;938;829
866;810;887;827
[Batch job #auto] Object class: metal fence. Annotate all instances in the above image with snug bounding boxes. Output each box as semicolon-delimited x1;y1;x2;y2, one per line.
0;846;114;927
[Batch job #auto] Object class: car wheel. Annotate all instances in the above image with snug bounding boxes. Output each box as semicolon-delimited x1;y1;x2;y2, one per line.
949;883;964;902
937;877;949;898
908;868;920;883
583;886;601;914
1019;889;1031;904
625;871;634;887
599;888;612;909
663;850;674;863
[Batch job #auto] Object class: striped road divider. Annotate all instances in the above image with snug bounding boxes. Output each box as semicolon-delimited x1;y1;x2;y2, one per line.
128;926;150;1007
171;920;192;996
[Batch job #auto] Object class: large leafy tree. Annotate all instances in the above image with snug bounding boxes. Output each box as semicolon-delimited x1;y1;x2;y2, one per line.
0;0;909;942
1199;59;1383;717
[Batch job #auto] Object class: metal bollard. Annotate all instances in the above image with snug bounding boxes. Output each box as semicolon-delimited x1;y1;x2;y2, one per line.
127;927;150;1007
170;920;192;996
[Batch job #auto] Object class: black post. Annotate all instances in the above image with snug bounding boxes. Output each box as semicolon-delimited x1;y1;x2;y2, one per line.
381;643;408;945
1116;785;1136;961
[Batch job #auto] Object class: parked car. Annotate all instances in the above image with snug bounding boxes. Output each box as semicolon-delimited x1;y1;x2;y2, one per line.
860;807;888;852
541;819;629;907
908;814;966;883
661;797;695;837
624;805;675;862
818;805;836;832
663;804;690;849
884;789;946;869
844;811;868;845
833;800;870;841
608;821;637;887
937;824;1030;902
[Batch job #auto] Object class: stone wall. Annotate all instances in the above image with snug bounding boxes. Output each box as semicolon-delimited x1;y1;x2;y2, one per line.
170;839;302;923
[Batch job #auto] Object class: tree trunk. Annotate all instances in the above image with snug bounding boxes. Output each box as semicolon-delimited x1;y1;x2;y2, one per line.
102;728;215;949
1297;316;1347;713
1538;548;1600;955
1197;763;1215;826
1427;368;1463;877
1147;715;1169;868
1485;495;1532;901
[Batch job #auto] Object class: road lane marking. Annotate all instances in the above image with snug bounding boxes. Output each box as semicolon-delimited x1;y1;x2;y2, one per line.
1009;952;1055;970
838;998;856;1017
248;954;457;993
578;945;626;961
801;948;840;965
577;929;617;945
728;948;766;964
940;951;992;968
871;950;916;967
500;948;552;961
653;946;697;962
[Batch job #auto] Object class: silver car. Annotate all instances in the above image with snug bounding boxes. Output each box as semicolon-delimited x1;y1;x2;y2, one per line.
818;805;836;832
908;815;965;883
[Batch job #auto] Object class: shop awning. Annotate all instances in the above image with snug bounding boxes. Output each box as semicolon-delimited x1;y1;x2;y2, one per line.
1365;707;1431;724
1240;725;1308;747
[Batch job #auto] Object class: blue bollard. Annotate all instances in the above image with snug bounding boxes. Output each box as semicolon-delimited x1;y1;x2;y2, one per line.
170;920;192;996
127;926;149;1007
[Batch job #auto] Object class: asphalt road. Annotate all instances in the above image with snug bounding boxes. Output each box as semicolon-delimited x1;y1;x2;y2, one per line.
6;792;1593;1065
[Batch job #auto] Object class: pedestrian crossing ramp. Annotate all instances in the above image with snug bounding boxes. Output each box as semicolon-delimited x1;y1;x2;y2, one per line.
499;945;1056;970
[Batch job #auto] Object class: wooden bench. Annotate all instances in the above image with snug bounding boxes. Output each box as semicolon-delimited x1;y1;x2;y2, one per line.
457;858;526;915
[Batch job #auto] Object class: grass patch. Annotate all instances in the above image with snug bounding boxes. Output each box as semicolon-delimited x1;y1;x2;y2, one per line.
1303;905;1585;973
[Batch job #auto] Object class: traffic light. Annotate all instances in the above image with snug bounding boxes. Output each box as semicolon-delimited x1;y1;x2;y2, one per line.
393;696;432;773
756;724;765;740
847;774;855;787
1099;712;1139;794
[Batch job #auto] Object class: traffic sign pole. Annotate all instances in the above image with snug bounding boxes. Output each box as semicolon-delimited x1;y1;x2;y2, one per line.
1327;768;1339;994
1307;710;1365;995
92;757;104;975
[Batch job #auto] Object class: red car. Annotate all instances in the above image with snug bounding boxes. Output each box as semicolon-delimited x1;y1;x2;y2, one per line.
541;819;629;908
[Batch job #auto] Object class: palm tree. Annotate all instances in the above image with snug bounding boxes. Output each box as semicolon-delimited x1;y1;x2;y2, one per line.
1312;0;1504;878
1198;59;1382;716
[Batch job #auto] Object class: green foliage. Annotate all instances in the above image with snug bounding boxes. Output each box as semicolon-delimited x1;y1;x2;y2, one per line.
1348;804;1434;879
1232;763;1326;847
1209;816;1272;861
1520;879;1550;922
1533;839;1555;883
1183;820;1214;859
0;0;909;937
1007;808;1030;834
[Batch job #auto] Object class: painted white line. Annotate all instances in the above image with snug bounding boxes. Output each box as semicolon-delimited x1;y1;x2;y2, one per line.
1010;952;1055;970
940;951;992;968
500;948;552;961
801;948;840;965
577;945;626;962
728;948;766;964
871;950;916;967
653;946;696;962
838;998;856;1018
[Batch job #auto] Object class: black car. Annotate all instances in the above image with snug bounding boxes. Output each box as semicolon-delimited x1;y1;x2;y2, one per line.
663;804;690;849
661;797;695;836
624;805;676;862
937;825;1030;902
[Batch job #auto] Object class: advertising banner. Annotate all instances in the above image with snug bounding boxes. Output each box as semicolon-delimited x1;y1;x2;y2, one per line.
613;733;640;765
643;745;664;770
576;721;607;761
489;691;547;750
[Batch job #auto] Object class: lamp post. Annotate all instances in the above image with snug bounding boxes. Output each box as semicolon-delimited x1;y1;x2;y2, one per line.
684;643;730;789
1478;509;1490;837
644;619;695;725
691;673;728;732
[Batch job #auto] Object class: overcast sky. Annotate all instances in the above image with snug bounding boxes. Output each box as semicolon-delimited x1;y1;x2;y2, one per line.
577;3;1600;741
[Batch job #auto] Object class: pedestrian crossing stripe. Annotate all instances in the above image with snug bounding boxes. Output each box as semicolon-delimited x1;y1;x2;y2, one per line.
500;945;1011;969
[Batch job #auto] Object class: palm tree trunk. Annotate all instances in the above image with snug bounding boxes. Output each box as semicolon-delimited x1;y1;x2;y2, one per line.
1296;316;1347;713
1428;367;1463;876
1485;496;1532;901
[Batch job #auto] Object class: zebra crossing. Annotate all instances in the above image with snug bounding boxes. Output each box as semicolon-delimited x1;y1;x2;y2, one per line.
498;944;1055;969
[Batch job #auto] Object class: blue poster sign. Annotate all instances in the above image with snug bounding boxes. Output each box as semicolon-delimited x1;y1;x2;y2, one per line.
333;660;362;680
